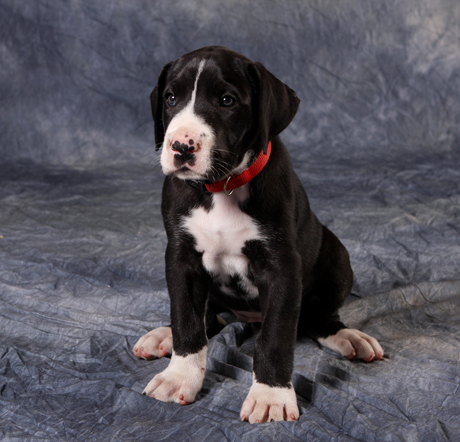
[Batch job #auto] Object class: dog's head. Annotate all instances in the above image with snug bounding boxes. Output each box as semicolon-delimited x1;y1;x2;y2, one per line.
151;46;300;182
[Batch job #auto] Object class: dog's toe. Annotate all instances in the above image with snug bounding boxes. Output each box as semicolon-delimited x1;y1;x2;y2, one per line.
143;350;206;404
319;329;384;362
133;326;173;359
241;381;299;424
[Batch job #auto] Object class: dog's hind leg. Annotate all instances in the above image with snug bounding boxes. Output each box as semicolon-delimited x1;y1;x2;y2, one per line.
298;227;384;361
133;326;173;360
318;329;384;361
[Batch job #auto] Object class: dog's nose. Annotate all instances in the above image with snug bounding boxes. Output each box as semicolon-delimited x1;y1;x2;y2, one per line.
170;134;201;154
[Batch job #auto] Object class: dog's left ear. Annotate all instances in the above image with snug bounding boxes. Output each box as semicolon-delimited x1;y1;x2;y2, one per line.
248;62;300;154
150;62;173;151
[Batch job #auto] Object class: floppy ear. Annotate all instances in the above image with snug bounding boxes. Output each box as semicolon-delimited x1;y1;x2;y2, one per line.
150;62;172;151
248;62;300;154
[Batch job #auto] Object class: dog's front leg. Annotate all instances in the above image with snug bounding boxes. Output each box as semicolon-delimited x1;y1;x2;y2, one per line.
143;244;209;405
241;244;302;423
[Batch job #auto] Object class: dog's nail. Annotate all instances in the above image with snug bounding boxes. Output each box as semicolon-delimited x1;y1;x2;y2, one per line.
179;394;189;405
346;350;356;360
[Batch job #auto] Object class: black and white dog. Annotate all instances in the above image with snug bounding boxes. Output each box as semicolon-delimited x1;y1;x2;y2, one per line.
133;46;383;424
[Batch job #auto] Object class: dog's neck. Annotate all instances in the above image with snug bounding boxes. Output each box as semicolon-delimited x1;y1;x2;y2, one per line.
185;141;272;196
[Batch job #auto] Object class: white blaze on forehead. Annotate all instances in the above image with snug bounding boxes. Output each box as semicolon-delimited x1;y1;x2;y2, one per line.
164;60;207;139
190;60;206;108
161;60;215;179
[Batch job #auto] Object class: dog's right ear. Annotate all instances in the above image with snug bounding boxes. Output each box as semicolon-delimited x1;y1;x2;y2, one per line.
150;62;173;151
247;62;300;154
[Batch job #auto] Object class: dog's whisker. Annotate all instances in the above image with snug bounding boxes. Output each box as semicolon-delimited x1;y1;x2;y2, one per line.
212;148;238;157
141;152;162;170
210;160;233;181
149;159;162;171
213;158;232;173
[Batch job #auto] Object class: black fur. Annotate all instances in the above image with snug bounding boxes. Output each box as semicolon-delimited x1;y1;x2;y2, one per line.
152;46;353;388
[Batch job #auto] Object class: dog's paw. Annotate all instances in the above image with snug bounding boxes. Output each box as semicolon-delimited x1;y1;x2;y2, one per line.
133;326;173;360
318;328;384;362
143;348;207;405
240;381;299;424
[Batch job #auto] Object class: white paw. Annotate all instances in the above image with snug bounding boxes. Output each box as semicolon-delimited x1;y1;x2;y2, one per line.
240;380;299;424
143;347;207;405
318;328;384;362
133;326;173;360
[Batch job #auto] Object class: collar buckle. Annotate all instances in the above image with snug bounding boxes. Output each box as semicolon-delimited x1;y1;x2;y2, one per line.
223;176;234;196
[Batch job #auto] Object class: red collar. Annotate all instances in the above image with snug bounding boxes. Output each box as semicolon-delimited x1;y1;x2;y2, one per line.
204;141;272;195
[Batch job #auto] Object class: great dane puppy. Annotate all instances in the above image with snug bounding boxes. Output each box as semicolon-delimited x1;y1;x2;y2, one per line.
133;46;383;424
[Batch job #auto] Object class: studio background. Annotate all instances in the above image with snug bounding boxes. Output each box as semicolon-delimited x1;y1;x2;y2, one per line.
1;1;459;440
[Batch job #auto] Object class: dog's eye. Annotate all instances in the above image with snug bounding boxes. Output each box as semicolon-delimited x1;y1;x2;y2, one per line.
220;95;236;107
165;93;177;106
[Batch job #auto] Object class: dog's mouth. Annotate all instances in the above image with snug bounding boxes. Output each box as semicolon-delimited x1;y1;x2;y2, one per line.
173;151;251;183
171;165;210;181
161;139;241;183
171;165;230;184
168;151;233;182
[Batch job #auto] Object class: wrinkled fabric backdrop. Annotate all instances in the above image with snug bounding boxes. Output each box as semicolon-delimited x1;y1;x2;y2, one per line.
1;0;460;441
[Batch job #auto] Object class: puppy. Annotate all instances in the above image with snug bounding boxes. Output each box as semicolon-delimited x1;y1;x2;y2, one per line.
133;46;383;424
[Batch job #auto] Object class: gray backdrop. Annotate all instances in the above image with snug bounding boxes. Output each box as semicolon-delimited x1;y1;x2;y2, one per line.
1;1;459;441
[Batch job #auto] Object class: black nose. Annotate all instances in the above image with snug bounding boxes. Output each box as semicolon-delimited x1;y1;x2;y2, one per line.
172;140;195;155
172;141;188;154
172;142;196;167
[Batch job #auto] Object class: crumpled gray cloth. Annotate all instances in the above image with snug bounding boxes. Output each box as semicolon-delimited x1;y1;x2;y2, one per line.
1;0;460;440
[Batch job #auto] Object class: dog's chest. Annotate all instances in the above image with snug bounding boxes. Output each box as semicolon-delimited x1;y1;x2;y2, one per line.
182;189;260;298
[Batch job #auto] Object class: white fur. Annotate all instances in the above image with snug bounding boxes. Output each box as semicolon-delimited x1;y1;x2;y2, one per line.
231;150;252;175
160;60;215;180
240;377;300;423
318;328;384;361
182;188;261;298
133;326;172;359
143;346;207;404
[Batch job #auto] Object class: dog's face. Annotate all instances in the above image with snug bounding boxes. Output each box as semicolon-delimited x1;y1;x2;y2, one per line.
150;46;300;182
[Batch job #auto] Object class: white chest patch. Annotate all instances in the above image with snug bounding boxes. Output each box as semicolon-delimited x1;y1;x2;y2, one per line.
182;187;260;298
